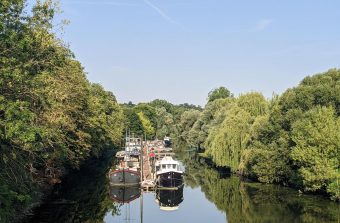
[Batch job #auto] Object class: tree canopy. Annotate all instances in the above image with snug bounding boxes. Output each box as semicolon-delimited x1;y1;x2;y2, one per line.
175;70;340;201
207;87;232;103
0;1;124;221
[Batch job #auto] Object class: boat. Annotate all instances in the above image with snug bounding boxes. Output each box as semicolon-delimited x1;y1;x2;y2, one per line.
109;136;142;186
156;185;184;211
163;136;172;148
155;156;183;188
109;156;140;186
110;186;141;204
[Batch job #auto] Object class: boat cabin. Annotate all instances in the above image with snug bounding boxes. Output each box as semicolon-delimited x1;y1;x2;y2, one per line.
155;157;181;173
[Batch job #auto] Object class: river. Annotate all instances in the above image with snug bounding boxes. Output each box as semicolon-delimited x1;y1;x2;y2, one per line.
23;150;340;223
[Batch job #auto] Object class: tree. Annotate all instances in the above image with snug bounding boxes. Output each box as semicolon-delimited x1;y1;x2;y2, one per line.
291;106;340;200
177;109;201;142
207;87;232;103
205;106;252;170
137;111;155;138
0;1;125;220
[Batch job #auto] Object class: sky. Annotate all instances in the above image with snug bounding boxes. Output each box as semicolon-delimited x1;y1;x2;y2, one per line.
28;0;340;106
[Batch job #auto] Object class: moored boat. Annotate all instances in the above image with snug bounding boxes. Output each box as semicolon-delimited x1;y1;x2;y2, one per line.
110;136;142;186
155;156;183;188
109;154;141;186
109;168;140;186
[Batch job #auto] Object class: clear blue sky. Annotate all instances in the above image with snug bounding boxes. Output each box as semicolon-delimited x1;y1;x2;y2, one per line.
29;0;340;105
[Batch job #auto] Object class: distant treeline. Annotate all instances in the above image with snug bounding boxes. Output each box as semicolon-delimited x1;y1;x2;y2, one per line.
0;1;124;221
176;71;340;201
121;100;201;140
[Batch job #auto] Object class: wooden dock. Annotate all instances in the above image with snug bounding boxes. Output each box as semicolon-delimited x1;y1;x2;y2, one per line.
141;141;155;191
141;144;155;191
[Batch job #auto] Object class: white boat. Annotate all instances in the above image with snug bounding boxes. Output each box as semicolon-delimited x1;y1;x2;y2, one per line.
155;156;183;188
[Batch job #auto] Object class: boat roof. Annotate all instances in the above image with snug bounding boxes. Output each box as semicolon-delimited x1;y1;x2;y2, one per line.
159;156;179;165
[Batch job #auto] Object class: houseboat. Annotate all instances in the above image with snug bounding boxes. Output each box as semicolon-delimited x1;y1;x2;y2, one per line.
155;156;183;188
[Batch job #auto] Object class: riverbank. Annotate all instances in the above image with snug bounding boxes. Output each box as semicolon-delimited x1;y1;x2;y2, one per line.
194;151;340;202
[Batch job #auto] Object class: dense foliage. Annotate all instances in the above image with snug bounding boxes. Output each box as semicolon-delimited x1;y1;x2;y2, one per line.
122;100;201;140
207;86;232;103
177;70;340;201
0;1;124;221
181;152;340;223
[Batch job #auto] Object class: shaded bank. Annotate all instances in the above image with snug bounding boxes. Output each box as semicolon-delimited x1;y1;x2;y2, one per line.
21;150;119;223
180;151;340;223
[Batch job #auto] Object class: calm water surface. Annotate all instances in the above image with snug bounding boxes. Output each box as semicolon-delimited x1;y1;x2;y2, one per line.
105;186;226;223
24;151;340;223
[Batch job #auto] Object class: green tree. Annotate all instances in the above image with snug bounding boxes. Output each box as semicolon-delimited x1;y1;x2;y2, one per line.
291;106;340;200
177;109;201;142
137;111;155;138
0;1;125;221
208;87;232;103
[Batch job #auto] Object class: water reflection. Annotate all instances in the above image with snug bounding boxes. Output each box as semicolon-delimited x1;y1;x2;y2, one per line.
156;186;184;211
22;152;119;223
21;150;340;223
179;151;340;223
109;186;141;204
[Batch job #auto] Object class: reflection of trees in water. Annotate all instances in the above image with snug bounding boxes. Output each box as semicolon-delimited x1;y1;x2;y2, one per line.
24;152;119;223
181;152;340;223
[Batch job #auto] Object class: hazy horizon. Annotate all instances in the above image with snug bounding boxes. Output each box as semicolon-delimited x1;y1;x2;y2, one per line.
28;0;340;106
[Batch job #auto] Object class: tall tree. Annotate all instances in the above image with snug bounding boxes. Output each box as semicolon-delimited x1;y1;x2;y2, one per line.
291;106;340;200
207;87;232;103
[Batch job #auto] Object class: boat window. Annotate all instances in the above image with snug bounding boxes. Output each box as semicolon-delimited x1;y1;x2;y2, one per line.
162;164;166;169
167;164;172;169
173;164;177;169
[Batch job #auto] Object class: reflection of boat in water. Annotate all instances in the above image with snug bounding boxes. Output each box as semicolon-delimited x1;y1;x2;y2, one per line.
155;156;183;188
156;185;184;211
110;186;141;204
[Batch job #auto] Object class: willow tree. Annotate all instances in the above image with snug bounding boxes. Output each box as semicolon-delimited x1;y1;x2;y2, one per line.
205;106;252;170
204;93;269;171
187;98;235;149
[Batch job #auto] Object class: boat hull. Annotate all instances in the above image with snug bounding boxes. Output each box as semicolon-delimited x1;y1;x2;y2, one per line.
109;169;140;186
157;171;183;188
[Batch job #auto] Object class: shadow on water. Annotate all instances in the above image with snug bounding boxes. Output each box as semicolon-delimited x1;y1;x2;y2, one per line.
22;150;119;223
178;150;340;223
